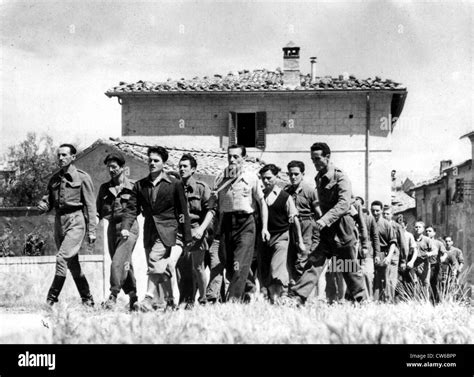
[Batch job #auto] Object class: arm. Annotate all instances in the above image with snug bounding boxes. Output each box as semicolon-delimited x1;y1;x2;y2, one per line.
96;184;105;224
356;204;369;253
253;176;269;242
193;184;215;240
370;217;381;255
407;235;418;268
317;172;352;229
175;181;192;244
121;181;140;238
81;174;97;241
287;196;305;250
37;178;53;213
383;223;397;265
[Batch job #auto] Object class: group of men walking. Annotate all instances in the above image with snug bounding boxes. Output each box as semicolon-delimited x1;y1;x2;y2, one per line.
37;142;464;310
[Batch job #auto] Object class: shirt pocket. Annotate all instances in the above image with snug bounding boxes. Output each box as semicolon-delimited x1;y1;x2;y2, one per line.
187;194;202;214
232;182;251;199
64;181;81;202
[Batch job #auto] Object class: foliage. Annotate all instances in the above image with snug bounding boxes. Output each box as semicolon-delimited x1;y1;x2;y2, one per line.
0;132;56;207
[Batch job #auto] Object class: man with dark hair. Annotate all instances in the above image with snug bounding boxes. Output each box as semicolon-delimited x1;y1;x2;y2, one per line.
443;236;464;282
396;216;418;298
96;152;138;310
382;205;408;301
425;225;447;303
37;144;96;306
289;142;366;305
177;153;215;307
413;221;435;298
259;164;304;303
354;196;380;300
371;201;398;302
211;144;270;302
121;146;192;311
284;160;320;289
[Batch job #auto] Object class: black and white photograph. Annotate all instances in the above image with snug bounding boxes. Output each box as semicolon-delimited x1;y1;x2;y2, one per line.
0;1;473;376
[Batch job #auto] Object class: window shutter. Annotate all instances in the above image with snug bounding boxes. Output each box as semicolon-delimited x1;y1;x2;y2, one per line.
228;112;237;145
256;111;266;149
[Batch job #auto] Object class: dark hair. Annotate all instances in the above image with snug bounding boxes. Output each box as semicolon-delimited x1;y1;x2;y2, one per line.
104;152;125;167
228;144;246;157
443;235;452;241
371;200;383;209
383;205;391;211
59;143;77;155
147;146;168;163
426;225;436;232
259;164;281;176
355;196;365;206
310;142;331;156
180;153;197;169
287;160;305;173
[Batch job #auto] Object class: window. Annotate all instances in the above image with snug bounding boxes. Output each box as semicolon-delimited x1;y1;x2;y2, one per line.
431;199;438;225
228;111;266;149
439;201;445;224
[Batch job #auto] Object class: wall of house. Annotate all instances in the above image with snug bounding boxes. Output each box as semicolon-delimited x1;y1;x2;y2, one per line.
121;92;395;205
414;162;473;284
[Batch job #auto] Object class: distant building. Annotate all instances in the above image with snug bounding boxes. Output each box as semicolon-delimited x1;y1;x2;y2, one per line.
105;42;408;206
409;131;474;284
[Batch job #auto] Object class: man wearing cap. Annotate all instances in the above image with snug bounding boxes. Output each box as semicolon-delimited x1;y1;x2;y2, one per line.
37;144;96;306
96;152;138;310
121;146;192;311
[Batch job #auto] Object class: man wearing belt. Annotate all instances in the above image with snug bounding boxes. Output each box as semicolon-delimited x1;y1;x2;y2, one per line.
178;153;216;306
289;143;366;305
37;144;96;306
413;221;435;299
425;225;447;303
284;161;320;289
212;144;270;302
121;146;192;311
96;152;138;310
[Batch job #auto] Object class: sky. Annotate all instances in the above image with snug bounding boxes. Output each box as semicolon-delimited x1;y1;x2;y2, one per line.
0;0;472;182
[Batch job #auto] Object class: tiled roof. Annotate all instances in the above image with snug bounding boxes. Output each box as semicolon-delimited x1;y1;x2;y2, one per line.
409;175;445;192
105;69;406;96
87;138;266;177
391;190;416;214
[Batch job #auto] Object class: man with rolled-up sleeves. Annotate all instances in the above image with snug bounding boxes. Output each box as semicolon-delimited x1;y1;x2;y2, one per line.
289;142;366;305
37;144;96;307
96;152;139;311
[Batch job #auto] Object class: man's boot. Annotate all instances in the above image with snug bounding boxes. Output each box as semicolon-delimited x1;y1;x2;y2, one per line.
46;275;66;306
73;275;95;307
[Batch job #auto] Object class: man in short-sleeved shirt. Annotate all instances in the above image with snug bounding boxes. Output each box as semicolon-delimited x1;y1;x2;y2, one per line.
413;222;435;299
426;226;446;303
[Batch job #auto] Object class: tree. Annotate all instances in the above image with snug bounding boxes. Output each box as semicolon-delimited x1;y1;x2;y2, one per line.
0;132;57;207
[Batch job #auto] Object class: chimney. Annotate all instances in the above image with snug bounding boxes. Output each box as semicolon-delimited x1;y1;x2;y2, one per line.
282;41;300;88
439;160;452;174
310;57;317;83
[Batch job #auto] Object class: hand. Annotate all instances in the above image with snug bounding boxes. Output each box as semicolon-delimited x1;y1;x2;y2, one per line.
192;227;204;240
298;241;306;252
361;248;368;258
88;234;96;244
407;260;414;269
382;257;390;266
37;202;48;213
121;229;130;240
374;256;381;265
262;228;270;242
314;219;325;231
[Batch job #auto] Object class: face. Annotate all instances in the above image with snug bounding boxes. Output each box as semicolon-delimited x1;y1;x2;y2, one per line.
228;147;244;175
57;146;75;169
179;159;195;180
414;223;425;236
382;208;392;221
370;205;382;220
426;227;435;238
148;152;164;175
445;237;453;248
311;150;330;172
261;170;277;191
107;161;124;180
288;167;304;186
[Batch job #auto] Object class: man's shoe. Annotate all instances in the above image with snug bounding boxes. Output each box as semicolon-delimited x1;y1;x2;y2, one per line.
82;294;95;307
134;296;155;313
102;295;117;310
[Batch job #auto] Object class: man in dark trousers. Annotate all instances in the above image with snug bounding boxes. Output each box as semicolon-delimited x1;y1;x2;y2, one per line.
212;144;270;302
37;144;96;306
425;225;447;303
121;146;192;311
96;152;138;310
289;142;366;305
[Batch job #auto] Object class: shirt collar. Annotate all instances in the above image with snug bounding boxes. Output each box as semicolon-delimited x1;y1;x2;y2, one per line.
107;176;134;194
184;176;197;193
148;172;172;185
60;164;79;182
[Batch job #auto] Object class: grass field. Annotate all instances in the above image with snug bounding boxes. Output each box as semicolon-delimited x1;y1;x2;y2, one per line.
1;296;472;344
